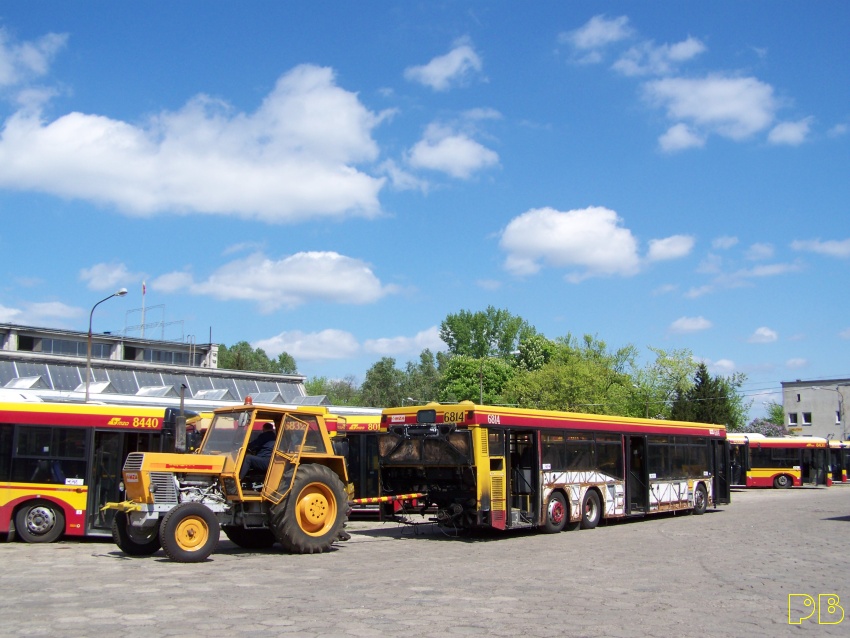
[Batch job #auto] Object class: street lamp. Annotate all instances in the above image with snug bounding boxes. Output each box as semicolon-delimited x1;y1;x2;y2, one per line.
85;288;127;402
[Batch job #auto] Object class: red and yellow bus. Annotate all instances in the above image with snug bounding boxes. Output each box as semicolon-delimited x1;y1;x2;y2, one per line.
334;413;385;513
0;401;182;542
378;402;730;532
829;440;850;483
728;433;831;488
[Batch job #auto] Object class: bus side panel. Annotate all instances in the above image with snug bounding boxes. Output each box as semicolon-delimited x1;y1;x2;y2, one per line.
0;484;88;537
746;470;802;487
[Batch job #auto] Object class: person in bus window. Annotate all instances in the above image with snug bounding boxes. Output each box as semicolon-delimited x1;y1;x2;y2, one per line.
240;422;276;482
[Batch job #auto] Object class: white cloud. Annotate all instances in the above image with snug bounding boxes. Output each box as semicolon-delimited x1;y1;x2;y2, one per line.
748;326;778;343
706;358;736;375
786;358;808;370
561;15;633;53
614;37;706;76
254;329;360;362
363;326;446;357
828;123;848;138
157;251;396;312
669;316;712;334
404;39;482;91
0;300;83;325
499;206;640;280
658;123;706;152
407;122;498;179
745;243;774;260
647;234;695;261
839;328;850;340
791;238;850;258
0;304;23;322
0;28;68;88
768;117;813;146
0;64;386;223
644;74;777;142
79;262;143;292
712;236;738;250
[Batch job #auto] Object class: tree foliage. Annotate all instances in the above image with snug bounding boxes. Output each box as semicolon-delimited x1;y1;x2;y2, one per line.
218;341;298;374
670;363;750;430
359;357;406;408
438;355;516;404
440;306;534;359
304;375;361;405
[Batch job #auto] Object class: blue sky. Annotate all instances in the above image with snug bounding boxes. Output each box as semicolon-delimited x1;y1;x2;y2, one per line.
0;3;848;415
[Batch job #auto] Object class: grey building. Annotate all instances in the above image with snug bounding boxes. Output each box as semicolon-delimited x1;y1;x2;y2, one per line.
781;378;850;441
0;322;331;412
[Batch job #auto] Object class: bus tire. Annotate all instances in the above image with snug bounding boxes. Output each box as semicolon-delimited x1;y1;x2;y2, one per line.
222;526;276;549
160;503;220;563
692;483;708;515
270;464;347;554
542;492;568;533
15;501;65;543
774;475;791;489
580;490;601;530
112;511;161;556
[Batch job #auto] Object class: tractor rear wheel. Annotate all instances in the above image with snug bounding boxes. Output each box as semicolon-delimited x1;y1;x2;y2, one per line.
271;464;347;554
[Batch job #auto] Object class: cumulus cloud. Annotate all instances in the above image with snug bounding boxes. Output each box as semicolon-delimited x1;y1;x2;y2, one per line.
786;358;808;370
499;206;641;280
745;243;774;260
254;329;360;362
0;300;83;325
0;304;23;322
407;122;498;179
647;234;695;261
79;262;144;292
613;37;706;76
669;316;712;334
712;236;738;250
0;28;68;88
0;64;386;222
748;326;778;343
791;238;850;258
644;74;777;142
658;123;705;152
707;358;736;375
560;15;633;61
404;38;483;91
363;326;446;356
155;251;396;312
768;117;813;146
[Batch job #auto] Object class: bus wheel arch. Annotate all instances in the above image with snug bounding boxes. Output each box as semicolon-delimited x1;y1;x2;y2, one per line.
580;488;602;530
773;474;792;489
14;499;65;543
542;490;568;533
692;482;708;515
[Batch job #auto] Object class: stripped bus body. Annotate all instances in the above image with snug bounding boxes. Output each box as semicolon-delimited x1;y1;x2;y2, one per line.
378;402;731;533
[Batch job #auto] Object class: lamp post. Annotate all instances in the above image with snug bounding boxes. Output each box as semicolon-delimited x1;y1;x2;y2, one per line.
85;288;127;402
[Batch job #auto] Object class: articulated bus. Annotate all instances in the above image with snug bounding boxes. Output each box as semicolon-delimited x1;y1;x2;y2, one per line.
0;401;185;542
728;433;830;488
378;402;730;533
829;440;850;484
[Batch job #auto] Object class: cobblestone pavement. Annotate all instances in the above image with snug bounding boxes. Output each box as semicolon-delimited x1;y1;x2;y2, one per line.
1;486;848;638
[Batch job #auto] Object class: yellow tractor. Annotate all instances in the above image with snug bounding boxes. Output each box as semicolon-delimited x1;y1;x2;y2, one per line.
104;404;349;562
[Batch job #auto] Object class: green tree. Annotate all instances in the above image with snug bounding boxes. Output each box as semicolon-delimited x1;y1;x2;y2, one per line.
438;355;516;404
440;306;534;359
401;349;442;403
670;363;749;430
763;401;786;428
360;357;405;408
218;341;298;374
305;375;361;405
628;347;697;419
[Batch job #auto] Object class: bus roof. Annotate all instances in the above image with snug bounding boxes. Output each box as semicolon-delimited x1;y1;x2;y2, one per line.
727;432;829;447
383;402;727;438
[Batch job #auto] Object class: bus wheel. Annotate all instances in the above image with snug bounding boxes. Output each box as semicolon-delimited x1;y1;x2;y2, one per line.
112;511;161;556
270;464;347;554
542;492;568;533
580;490;601;530
15;501;65;543
692;484;708;515
222;526;276;549
160;503;220;563
774;475;791;489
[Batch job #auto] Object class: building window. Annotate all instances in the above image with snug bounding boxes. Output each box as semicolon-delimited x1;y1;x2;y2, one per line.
788;413;798;426
802;412;812;426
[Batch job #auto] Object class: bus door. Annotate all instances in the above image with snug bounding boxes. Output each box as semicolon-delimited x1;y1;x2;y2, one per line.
627;436;648;514
507;430;537;527
87;431;123;532
712;439;731;505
